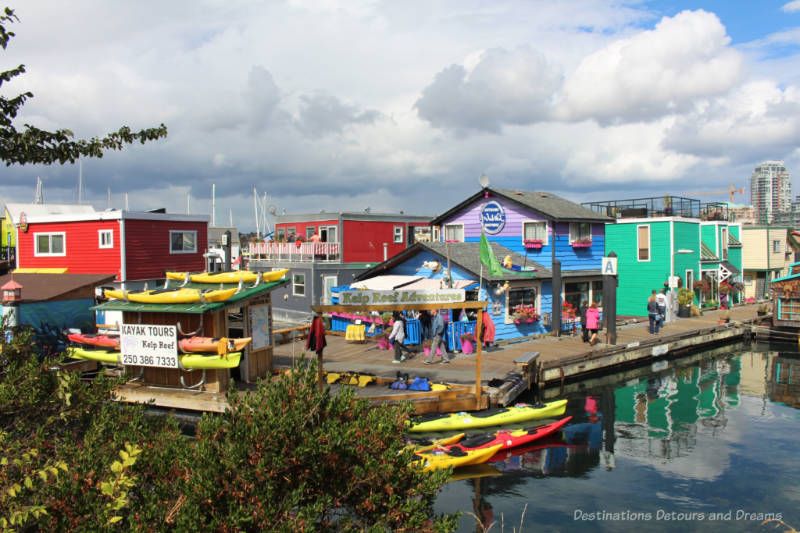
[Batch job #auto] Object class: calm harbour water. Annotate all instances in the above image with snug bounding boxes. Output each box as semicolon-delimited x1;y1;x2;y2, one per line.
434;340;800;532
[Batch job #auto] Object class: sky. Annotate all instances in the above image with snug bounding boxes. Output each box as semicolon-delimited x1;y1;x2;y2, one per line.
2;0;800;232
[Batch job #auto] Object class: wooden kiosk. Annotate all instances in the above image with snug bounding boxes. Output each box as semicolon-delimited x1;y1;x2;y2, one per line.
94;277;288;411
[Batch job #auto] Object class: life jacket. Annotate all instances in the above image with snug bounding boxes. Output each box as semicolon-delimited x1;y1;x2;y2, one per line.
390;372;408;390
409;376;431;391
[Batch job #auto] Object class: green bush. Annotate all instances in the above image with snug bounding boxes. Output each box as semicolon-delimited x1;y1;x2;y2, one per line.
0;323;457;531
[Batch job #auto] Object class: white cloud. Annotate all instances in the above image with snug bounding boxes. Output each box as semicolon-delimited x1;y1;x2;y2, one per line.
558;10;744;124
782;0;800;13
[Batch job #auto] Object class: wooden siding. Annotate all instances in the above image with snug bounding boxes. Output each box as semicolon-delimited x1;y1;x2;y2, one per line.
17;220;121;277
674;221;700;293
123;219;206;280
342;220;410;262
741;227;788;271
445;195;604;270
607;220;674;317
700;224;718;255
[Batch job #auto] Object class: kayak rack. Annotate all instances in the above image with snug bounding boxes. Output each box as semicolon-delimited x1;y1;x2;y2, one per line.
177;359;207;391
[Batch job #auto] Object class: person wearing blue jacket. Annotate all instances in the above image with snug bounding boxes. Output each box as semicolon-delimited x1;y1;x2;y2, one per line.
424;309;450;364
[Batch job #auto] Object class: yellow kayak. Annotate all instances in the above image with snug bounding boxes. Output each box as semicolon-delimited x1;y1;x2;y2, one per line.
104;287;237;304
415;444;501;472
408;433;465;453
67;347;242;370
407;400;568;433
165;269;289;284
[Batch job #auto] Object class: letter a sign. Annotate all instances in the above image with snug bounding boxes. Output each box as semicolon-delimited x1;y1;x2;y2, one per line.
602;257;618;276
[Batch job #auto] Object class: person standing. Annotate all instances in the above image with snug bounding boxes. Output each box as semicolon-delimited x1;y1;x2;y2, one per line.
655;289;668;328
418;310;432;341
425;309;450;364
586;302;600;345
579;300;589;343
647;294;660;334
388;311;413;363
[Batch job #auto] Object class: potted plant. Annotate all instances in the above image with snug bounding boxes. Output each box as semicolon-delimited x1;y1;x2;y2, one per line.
460;333;475;354
571;237;592;248
677;288;694;317
561;301;576;320
718;309;731;325
523;238;543;249
693;279;710;296
757;304;768;317
512;304;539;323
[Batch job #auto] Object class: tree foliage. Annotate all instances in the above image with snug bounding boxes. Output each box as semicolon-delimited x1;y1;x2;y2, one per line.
0;7;167;166
0;324;457;531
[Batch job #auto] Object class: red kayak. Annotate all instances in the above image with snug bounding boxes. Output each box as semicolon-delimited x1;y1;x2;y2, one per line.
487;434;580;463
67;333;120;349
68;333;251;354
440;416;572;455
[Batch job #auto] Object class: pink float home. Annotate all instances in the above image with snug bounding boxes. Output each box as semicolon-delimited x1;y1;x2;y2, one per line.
6;203;208;288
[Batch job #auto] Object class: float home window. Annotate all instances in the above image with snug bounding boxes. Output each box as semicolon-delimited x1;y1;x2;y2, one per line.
170;231;197;253
34;232;65;256
506;286;537;322
443;224;464;242
685;269;695;291
306;226;316;239
773;240;782;253
394;225;403;243
292;273;306;296
276;227;286;241
523;221;547;244
286;227;296;239
569;223;591;243
637;225;650;261
592;280;603;305
98;229;113;249
720;227;728;260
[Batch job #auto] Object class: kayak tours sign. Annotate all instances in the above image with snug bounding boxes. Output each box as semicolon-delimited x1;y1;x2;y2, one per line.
339;289;465;306
120;324;179;368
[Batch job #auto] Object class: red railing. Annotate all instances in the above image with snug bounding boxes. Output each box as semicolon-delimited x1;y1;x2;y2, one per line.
248;242;341;262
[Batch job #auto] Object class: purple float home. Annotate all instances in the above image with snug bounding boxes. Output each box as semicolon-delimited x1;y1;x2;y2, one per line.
352;186;612;342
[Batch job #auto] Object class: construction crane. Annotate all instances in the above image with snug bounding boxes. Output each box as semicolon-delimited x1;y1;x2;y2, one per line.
690;183;745;203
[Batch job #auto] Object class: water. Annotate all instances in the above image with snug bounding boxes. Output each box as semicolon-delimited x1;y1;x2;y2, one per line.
435;341;800;532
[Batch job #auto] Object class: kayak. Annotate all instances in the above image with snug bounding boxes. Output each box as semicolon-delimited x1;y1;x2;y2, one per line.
67;347;242;370
165;269;289;284
407;433;466;453
67;334;251;355
488;435;578;464
67;332;120;349
104;287;238;304
438;416;572;454
407;399;568;433
414;444;501;472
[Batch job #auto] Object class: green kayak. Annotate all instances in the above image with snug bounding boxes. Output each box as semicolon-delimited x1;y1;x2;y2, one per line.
407;399;568;433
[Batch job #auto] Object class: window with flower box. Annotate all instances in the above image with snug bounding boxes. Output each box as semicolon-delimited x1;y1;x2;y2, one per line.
506;286;538;324
522;220;547;248
443;223;464;242
569;223;592;246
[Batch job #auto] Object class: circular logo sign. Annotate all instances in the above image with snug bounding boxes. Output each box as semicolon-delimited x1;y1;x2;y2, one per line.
479;201;506;234
18;212;28;233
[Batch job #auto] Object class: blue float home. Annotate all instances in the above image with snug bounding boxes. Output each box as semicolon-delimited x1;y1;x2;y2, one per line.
345;186;612;343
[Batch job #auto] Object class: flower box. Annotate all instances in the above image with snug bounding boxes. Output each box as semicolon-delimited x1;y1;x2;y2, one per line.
514;318;536;324
523;239;543;249
571;240;592;248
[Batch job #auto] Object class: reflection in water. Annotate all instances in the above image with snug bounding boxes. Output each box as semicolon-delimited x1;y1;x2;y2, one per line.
440;343;800;533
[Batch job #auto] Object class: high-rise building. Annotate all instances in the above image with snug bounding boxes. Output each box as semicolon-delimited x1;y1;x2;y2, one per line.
750;160;791;223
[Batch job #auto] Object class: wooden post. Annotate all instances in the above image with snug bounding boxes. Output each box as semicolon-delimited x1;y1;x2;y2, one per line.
552;259;562;336
475;308;484;409
317;352;324;392
603;251;618;345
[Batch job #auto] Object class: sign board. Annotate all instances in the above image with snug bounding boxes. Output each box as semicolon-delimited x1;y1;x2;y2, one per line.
120;324;178;368
668;276;680;288
18;212;28;233
249;303;272;350
339;289;465;306
479;201;506;235
651;344;669;357
601;256;618;276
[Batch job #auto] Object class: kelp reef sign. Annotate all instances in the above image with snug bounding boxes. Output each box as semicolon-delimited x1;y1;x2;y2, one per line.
339;289;465;305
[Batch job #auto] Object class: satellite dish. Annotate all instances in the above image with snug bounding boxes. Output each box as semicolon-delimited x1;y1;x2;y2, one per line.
268;204;277;215
478;173;490;189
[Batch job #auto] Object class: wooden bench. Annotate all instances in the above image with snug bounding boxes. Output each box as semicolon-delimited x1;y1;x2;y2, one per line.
273;325;311;345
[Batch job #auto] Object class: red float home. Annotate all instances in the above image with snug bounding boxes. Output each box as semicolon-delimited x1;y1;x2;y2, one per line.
7;204;208;285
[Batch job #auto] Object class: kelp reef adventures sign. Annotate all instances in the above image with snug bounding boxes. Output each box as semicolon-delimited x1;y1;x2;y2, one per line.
339;289;465;305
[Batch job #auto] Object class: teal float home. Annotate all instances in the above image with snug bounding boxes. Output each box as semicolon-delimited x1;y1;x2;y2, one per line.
347;186;611;343
585;196;743;317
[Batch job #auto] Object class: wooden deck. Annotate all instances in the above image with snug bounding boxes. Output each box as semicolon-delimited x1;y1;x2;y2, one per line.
274;303;766;408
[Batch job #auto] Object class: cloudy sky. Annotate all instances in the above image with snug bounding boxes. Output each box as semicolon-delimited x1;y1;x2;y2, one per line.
2;0;800;231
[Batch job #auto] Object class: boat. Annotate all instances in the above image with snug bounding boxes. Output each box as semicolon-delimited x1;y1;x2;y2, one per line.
165;269;289;284
414;444;502;472
406;399;568;433
437;416;572;454
66;347;242;369
68;334;252;354
104;287;238;304
407;433;466;453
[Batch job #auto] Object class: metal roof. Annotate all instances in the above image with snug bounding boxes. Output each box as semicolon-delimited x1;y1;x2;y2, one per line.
93;278;289;314
700;242;718;262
